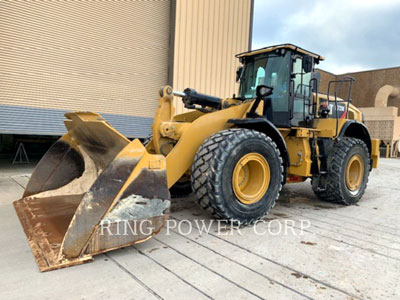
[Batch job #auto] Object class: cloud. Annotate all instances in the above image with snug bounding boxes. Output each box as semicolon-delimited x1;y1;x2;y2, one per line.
252;0;400;74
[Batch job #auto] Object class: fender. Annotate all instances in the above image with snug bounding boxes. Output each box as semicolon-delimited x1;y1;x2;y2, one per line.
338;120;372;154
228;118;290;183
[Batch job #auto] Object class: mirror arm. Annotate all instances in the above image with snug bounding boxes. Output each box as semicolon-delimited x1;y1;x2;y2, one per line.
247;96;262;118
236;66;243;82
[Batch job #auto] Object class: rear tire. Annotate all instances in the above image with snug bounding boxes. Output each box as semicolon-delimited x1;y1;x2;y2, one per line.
191;128;283;225
313;137;369;205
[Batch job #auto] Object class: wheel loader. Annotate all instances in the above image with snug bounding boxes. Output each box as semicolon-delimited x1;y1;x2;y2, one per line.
13;44;379;271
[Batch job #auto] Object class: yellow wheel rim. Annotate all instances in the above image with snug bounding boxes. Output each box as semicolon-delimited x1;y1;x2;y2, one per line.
232;153;270;205
345;154;364;191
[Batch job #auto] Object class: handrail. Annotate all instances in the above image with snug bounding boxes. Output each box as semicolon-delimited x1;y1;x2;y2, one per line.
327;77;355;137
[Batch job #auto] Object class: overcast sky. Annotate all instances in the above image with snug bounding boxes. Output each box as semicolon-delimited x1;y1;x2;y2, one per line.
252;0;400;74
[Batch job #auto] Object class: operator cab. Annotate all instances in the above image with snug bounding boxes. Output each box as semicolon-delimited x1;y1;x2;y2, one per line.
236;44;324;128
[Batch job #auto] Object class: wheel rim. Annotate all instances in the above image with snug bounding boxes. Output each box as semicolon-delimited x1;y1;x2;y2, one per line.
345;154;364;192
232;153;270;204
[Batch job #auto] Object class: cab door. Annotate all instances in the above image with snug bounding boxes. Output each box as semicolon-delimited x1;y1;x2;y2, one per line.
290;56;313;127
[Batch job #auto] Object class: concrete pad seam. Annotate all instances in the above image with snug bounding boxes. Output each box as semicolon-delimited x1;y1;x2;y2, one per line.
105;253;164;300
133;246;214;300
307;209;399;232
273;208;400;249
152;237;265;300
9;176;26;190
287;223;400;262
281;207;400;238
168;229;314;300
170;216;365;300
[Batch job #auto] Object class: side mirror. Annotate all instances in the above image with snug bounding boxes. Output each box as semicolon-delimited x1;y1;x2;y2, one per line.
256;85;273;98
236;66;243;82
302;55;313;73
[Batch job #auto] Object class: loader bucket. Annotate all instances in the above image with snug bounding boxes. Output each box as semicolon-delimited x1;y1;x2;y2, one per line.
13;112;170;271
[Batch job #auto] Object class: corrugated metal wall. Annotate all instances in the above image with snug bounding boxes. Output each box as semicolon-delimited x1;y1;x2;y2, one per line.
0;104;154;138
172;0;253;114
0;0;253;136
0;0;171;137
173;0;252;112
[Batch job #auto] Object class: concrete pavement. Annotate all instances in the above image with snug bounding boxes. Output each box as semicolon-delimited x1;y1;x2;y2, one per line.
0;159;399;300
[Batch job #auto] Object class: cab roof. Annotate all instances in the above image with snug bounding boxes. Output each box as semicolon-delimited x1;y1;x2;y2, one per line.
236;43;325;61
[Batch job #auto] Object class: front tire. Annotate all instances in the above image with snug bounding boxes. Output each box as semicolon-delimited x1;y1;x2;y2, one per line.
313;137;369;205
191;129;283;225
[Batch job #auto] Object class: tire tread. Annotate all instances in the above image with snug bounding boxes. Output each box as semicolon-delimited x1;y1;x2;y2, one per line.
313;137;369;205
191;128;283;224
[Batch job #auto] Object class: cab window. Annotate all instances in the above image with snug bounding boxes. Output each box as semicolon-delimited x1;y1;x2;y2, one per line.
293;57;311;97
238;52;290;112
291;57;313;126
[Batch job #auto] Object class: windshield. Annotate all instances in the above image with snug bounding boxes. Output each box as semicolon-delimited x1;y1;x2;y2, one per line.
238;52;290;112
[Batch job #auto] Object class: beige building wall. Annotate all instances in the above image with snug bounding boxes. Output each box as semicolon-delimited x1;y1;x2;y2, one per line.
317;67;400;113
0;0;253;136
315;69;337;96
172;0;253;114
0;0;171;118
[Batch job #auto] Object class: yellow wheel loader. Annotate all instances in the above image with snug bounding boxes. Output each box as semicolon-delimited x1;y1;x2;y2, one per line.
14;44;379;271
